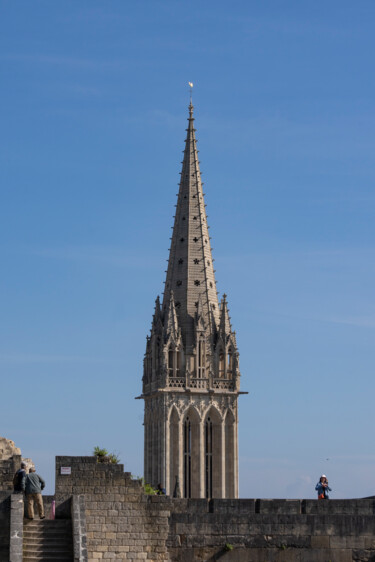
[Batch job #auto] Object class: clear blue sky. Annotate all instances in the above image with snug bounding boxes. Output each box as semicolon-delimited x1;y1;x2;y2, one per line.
1;0;374;498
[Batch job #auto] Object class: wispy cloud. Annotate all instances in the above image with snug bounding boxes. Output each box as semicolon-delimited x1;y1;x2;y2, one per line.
0;353;107;365
202;111;375;164
28;245;162;269
219;247;375;268
321;315;375;328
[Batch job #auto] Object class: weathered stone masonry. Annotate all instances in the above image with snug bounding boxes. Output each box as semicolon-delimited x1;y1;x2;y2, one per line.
1;454;375;561
55;456;171;561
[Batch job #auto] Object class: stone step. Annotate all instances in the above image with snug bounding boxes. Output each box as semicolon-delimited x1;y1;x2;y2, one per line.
24;534;72;540
23;549;73;556
24;530;72;537
23;518;73;562
23;541;73;549
24;519;71;526
24;520;72;533
24;537;72;545
24;528;72;532
22;554;73;562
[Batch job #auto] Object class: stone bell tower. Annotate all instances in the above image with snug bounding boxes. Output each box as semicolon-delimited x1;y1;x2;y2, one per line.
141;103;242;498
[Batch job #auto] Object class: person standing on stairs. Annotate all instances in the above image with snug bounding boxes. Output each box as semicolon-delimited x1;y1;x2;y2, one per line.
13;461;27;493
23;466;46;520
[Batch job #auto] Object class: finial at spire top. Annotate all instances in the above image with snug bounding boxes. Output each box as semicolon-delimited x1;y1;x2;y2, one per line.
188;81;194;117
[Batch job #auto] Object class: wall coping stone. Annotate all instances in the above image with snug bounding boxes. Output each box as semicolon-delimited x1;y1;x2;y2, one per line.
9;494;23;562
72;495;88;562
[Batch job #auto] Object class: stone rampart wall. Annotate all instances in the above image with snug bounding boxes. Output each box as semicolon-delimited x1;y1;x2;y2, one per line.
1;455;374;561
168;498;375;561
54;456;375;562
0;455;21;492
0;492;11;562
55;456;171;561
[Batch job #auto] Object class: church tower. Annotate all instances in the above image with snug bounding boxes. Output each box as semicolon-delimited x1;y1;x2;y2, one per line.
141;103;242;498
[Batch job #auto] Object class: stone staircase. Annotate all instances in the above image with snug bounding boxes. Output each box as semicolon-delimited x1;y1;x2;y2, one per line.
23;519;73;561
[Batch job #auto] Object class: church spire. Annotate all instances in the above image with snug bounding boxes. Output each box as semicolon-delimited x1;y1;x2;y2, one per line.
141;101;242;499
162;104;219;352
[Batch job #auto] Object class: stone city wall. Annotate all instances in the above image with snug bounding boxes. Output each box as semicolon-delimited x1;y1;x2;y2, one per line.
0;455;22;492
55;456;171;561
1;454;375;561
167;498;375;561
0;492;11;562
54;456;375;562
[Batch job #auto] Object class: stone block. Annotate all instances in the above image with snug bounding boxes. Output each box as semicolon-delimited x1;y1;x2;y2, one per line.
310;535;329;548
364;537;375;549
346;536;365;548
352;549;375;562
330;535;346;548
258;499;301;514
210;498;255;514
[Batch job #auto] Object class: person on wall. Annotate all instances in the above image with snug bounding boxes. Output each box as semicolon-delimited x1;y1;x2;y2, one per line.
13;461;27;493
156;483;166;495
315;475;332;499
23;467;46;519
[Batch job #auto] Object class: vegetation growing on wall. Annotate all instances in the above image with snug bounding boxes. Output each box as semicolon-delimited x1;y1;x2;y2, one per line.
93;446;120;464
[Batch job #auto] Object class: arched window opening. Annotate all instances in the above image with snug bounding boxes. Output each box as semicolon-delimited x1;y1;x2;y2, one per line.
169;408;179;497
227;351;232;378
154;340;160;374
183;417;192;498
225;411;236;498
146;354;152;382
198;339;205;378
168;347;181;377
219;352;225;377
168;348;174;376
205;417;213;498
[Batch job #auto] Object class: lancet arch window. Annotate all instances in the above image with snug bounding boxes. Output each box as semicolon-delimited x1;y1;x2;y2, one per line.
197;337;206;378
145;352;152;383
183;417;192;498
168;345;181;377
218;349;225;378
205;416;213;498
153;338;160;378
227;348;233;378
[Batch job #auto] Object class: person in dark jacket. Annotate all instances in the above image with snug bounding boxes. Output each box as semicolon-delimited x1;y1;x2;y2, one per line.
23;467;45;519
156;483;166;495
13;461;27;493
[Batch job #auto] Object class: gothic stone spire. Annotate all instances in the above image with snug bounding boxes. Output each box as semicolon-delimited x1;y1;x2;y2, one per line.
162;103;219;353
141;104;242;499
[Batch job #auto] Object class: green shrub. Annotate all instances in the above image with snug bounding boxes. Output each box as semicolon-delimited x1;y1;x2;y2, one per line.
93;446;108;459
135;477;158;495
93;446;120;464
108;453;120;464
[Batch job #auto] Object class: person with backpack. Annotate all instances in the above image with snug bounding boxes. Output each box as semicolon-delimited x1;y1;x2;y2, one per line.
13;461;27;493
23;467;46;519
